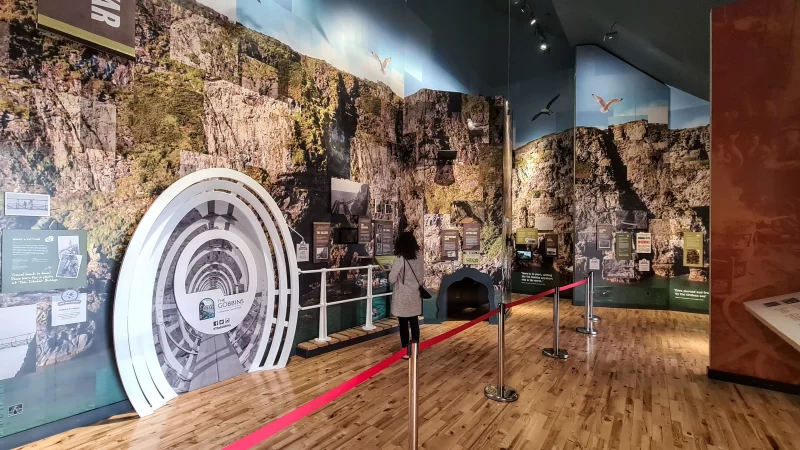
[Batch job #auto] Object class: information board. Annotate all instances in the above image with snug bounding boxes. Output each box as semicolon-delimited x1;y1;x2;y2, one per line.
545;234;558;256
597;224;613;250
374;221;394;256
313;222;331;263
615;232;633;260
683;231;704;267
636;232;652;254
2;229;88;293
441;229;459;261
516;228;538;245
358;218;372;244
463;223;481;251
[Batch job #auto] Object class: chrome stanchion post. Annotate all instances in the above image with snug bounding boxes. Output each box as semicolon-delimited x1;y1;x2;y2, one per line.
543;287;569;359
484;303;519;402
589;271;600;322
577;274;597;336
408;340;419;450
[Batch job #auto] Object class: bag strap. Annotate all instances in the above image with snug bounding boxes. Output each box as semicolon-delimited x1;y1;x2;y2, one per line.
405;259;423;288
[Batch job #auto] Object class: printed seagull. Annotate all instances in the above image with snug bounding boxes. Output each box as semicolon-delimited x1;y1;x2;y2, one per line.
531;94;560;122
467;119;488;133
592;94;623;113
371;51;391;75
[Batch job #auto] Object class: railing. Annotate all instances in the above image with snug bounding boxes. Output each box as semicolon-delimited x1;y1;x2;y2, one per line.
0;332;35;351
298;265;394;343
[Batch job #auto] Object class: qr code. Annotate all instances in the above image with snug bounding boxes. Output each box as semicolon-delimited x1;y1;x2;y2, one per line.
8;403;23;416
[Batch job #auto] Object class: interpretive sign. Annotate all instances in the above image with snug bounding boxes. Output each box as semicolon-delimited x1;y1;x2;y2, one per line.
441;229;459;261
516;228;538;245
51;290;87;326
597;224;613;250
358;218;371;244
545;234;558;256
296;241;309;263
2;230;88;293
38;0;136;59
589;257;601;271
636;232;652;254
463;223;481;251
638;259;650;272
374;221;394;256
683;231;704;267
313;222;331;263
462;252;481;265
615;233;633;260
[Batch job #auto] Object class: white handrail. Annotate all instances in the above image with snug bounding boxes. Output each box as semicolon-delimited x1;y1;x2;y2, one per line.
299;265;393;342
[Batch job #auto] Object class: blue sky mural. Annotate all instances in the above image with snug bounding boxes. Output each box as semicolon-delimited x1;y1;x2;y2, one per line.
576;46;670;129
232;0;476;97
669;86;710;129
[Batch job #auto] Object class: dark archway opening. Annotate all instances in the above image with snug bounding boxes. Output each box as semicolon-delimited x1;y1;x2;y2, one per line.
446;277;490;320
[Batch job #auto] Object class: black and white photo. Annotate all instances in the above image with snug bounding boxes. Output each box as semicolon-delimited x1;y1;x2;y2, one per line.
331;178;370;216
4;192;51;217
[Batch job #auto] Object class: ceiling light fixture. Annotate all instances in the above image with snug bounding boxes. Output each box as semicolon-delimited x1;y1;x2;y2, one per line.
540;42;548;51
530;17;537;26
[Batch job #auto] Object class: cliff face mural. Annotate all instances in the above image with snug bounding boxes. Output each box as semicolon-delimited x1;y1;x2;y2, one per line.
710;0;800;386
0;0;505;438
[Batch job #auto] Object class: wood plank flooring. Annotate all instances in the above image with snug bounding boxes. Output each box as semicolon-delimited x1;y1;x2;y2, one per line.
18;298;800;450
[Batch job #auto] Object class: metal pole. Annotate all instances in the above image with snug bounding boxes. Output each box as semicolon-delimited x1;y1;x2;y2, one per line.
363;266;376;331
577;275;597;336
543;287;569;359
315;270;331;343
408;340;419;450
484;303;519;402
589;271;600;322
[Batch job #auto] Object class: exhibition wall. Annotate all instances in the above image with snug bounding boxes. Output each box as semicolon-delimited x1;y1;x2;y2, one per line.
0;0;513;441
710;0;800;387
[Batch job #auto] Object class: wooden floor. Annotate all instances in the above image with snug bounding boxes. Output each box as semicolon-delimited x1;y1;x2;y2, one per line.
20;298;800;450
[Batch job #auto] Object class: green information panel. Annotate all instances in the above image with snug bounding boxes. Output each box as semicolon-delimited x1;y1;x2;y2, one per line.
615;232;633;260
516;228;538;245
1;229;88;293
683;231;704;268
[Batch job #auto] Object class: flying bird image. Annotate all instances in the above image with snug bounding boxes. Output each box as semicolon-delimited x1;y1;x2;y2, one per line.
371;52;391;75
467;119;488;133
592;94;623;113
531;94;561;122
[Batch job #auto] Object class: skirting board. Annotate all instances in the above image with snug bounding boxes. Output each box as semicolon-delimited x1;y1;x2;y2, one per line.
0;400;133;449
707;368;800;396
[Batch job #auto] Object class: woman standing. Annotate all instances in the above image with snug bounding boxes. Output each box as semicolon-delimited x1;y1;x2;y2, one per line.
388;232;424;359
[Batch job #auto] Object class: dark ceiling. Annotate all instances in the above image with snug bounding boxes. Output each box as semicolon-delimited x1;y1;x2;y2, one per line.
550;0;739;100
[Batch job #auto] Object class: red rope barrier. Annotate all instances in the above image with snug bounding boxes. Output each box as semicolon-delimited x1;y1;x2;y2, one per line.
226;279;587;449
558;279;588;292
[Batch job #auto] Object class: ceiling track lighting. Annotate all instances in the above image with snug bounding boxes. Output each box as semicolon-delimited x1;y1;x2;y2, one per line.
604;21;618;41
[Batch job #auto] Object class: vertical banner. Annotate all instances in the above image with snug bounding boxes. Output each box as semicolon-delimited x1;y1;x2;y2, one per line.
615;232;633;260
374;221;394;256
313;222;331;263
545;234;558;256
683;231;704;267
462;223;481;251
597;224;613;250
635;232;652;254
358;217;371;244
441;229;459;261
516;228;538;245
38;0;136;59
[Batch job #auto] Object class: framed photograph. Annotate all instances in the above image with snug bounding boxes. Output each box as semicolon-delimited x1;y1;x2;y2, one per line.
5;192;50;217
331;178;370;216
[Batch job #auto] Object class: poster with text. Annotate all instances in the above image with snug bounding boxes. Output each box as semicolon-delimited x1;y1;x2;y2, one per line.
358;218;372;244
38;0;135;58
683;232;704;267
441;230;459;261
516;228;539;245
638;259;650;272
296;242;310;262
462;252;481;265
589;258;601;271
2;230;88;293
374;221;394;256
545;234;558;256
51;290;87;326
535;216;554;231
597;224;613;250
463;223;481;251
636;232;652;254
615;233;633;260
313;223;331;263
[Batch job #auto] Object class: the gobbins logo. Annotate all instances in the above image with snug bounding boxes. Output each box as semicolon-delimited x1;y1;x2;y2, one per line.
199;298;215;321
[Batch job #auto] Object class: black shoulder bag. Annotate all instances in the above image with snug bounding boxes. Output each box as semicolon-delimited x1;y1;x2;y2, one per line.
405;259;432;299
